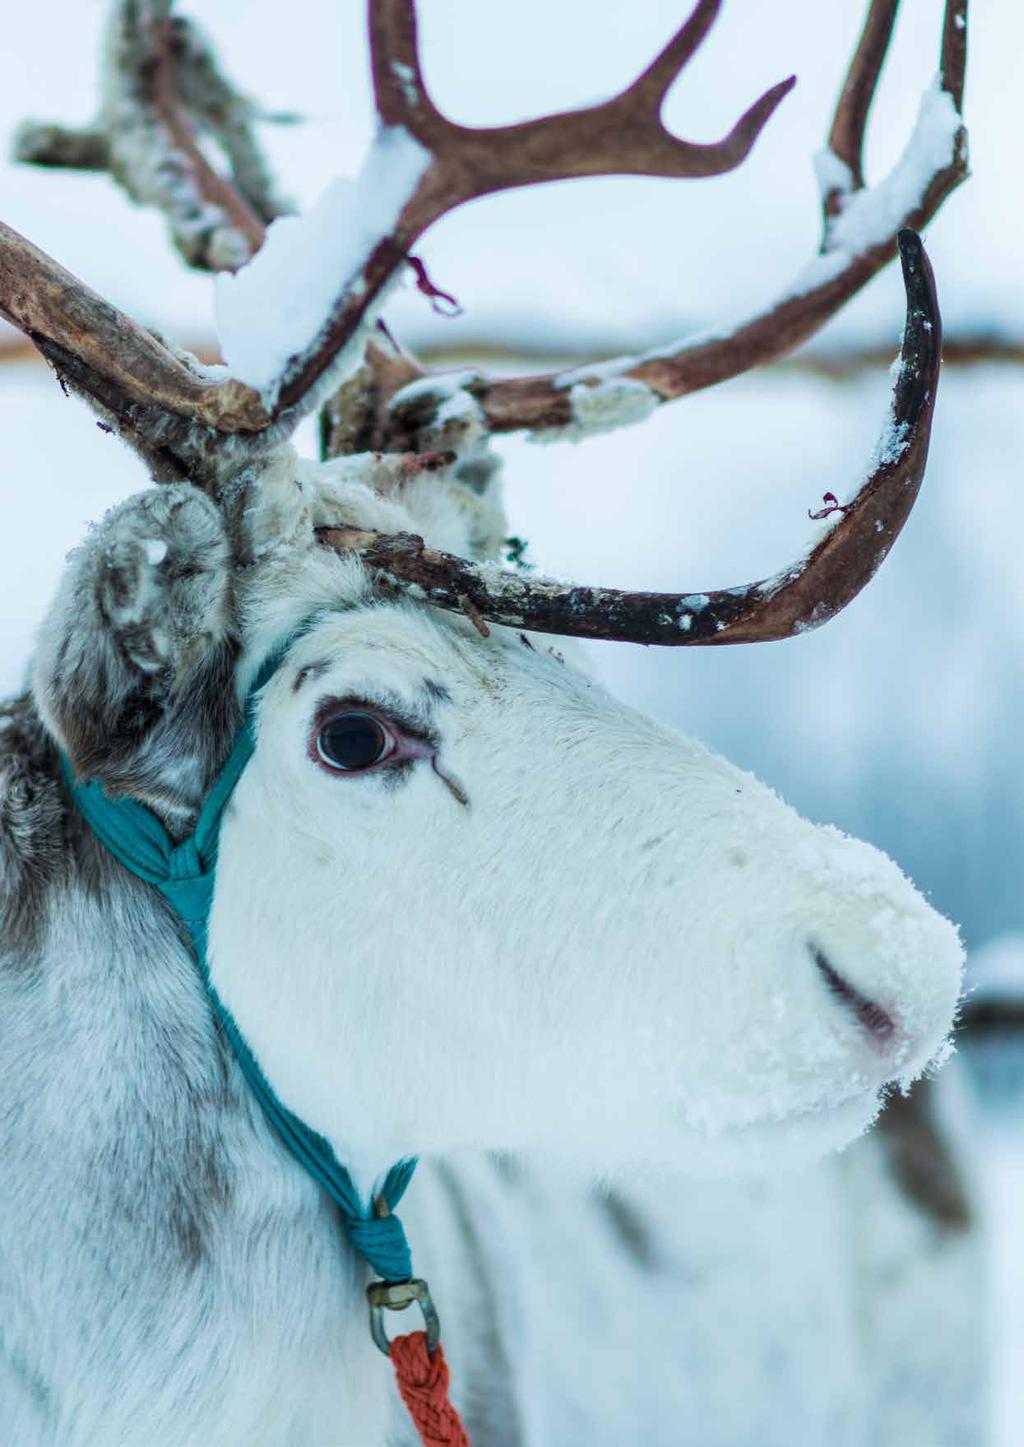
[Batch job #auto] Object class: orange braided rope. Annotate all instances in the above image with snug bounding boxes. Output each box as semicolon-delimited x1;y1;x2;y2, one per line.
390;1332;471;1446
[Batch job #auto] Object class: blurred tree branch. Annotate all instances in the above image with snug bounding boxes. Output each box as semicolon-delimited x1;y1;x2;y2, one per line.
3;329;1022;378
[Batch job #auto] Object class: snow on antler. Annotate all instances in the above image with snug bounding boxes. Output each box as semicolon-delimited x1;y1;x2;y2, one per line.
214;128;431;401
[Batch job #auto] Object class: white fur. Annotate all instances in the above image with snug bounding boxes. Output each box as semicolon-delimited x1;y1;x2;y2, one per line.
212;546;963;1191
3;460;982;1445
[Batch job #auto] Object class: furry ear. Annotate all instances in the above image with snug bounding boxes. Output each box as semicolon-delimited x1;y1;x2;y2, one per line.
31;484;239;818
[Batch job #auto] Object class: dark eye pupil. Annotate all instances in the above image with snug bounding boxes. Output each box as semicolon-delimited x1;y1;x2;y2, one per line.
317;713;388;770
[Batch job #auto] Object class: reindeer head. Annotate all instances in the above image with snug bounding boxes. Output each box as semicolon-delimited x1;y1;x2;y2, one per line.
10;1;968;1185
209;482;963;1181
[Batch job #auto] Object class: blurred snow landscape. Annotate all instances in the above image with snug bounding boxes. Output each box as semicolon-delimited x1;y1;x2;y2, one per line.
1;0;1022;1440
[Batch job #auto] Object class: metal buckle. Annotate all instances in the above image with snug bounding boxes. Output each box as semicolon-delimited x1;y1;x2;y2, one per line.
367;1277;441;1357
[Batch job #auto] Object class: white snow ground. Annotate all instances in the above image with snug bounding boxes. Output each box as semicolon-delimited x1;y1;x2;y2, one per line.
1;0;1022;1438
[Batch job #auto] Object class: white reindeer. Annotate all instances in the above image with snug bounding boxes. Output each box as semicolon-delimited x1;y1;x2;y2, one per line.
1;1;983;1443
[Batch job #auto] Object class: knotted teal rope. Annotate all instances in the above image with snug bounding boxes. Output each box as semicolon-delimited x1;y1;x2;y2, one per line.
60;643;417;1284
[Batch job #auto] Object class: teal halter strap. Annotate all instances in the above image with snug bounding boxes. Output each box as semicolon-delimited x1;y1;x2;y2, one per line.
59;645;417;1285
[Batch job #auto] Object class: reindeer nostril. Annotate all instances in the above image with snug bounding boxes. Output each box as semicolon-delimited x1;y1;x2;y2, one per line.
810;945;896;1045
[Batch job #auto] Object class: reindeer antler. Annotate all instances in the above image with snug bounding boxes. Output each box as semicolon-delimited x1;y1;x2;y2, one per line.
0;219;273;487
6;0;965;447
320;232;939;646
267;0;795;422
3;2;967;645
4;0;794;441
421;0;968;437
371;0;794;190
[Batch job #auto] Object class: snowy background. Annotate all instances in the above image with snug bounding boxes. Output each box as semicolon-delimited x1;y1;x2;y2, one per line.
1;0;1022;1437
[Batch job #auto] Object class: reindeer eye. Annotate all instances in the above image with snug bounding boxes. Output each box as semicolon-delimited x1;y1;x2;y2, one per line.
316;712;394;771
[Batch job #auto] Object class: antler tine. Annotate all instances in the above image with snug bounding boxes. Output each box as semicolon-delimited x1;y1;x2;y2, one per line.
458;0;966;439
320;231;940;648
370;0;438;132
140;0;268;264
622;0;796;176
628;0;724;104
941;0;968;111
826;0;900;203
369;0;794;194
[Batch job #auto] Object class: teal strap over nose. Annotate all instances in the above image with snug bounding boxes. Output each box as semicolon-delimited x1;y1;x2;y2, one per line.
59;642;417;1285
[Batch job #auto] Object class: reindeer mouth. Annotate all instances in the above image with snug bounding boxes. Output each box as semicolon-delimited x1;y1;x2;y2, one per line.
811;944;898;1052
675;1084;886;1178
